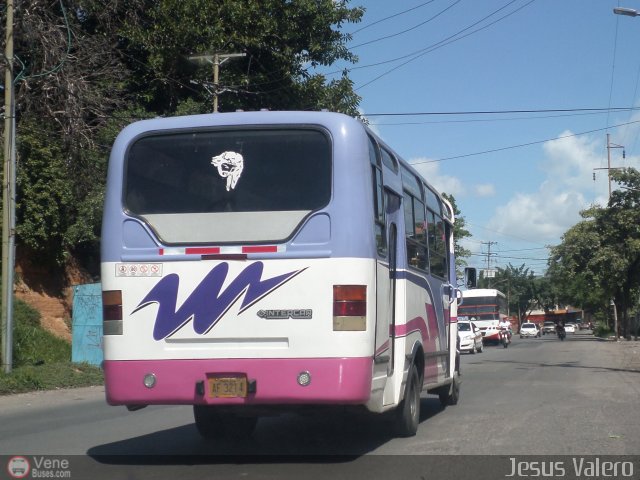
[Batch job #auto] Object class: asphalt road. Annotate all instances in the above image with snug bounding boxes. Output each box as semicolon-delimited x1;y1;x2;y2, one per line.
1;330;638;479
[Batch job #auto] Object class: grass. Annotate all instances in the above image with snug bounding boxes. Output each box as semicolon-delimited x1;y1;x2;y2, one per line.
0;298;104;395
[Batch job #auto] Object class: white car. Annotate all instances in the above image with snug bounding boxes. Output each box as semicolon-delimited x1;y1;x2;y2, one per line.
458;321;483;354
564;323;576;334
520;322;540;338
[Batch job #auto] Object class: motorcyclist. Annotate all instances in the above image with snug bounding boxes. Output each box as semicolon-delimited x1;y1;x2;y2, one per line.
498;317;512;342
556;321;566;339
498;317;512;332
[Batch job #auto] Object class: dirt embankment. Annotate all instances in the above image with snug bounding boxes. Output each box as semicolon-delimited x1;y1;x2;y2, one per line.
14;255;94;342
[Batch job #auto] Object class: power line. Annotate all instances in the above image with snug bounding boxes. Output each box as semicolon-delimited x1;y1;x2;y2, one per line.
355;0;536;91
409;118;640;164
324;0;529;79
350;0;462;49
465;222;549;247
350;0;438;35
368;110;630;126
363;107;640;117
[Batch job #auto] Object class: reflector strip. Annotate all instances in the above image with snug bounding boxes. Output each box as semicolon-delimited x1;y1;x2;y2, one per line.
159;245;282;256
185;247;221;255
242;245;278;253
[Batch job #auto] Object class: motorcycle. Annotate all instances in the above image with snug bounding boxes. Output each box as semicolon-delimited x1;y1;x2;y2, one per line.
500;327;511;348
557;328;566;341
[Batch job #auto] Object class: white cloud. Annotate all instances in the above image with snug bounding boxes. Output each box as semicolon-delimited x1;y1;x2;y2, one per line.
475;184;495;197
486;130;605;246
410;159;464;197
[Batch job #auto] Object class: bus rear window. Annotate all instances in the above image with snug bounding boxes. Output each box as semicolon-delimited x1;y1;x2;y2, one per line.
123;128;331;244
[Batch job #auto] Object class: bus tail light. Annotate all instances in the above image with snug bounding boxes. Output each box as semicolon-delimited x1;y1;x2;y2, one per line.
333;285;366;331
103;290;123;335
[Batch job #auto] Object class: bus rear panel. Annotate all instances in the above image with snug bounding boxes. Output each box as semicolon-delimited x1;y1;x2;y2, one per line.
101;111;459;435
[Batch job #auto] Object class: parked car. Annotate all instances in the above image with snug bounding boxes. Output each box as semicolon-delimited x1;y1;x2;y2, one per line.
564;323;576;333
458;321;483;354
520;322;541;338
542;321;556;335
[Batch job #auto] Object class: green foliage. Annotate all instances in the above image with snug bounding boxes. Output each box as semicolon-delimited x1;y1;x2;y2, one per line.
13;299;41;328
442;193;472;278
116;0;363;114
478;263;536;322
593;321;612;339
0;362;104;395
548;168;640;336
7;300;71;367
15;120;74;264
0;299;103;394
9;0;366;272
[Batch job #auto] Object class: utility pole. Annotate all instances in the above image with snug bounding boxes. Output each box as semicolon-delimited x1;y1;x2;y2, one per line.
611;299;619;342
481;241;497;287
605;133;625;201
188;52;246;112
2;0;15;374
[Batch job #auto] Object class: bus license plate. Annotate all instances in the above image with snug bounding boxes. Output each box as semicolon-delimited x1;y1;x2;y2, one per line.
209;377;248;398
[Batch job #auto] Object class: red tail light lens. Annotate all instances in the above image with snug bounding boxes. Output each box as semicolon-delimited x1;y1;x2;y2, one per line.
333;300;366;317
333;285;366;331
102;290;123;321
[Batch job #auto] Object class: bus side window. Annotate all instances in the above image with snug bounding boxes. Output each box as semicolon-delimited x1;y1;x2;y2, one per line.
427;188;451;279
403;193;428;271
369;136;386;257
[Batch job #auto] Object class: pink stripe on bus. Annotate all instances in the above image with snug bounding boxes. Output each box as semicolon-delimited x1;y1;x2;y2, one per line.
104;357;372;406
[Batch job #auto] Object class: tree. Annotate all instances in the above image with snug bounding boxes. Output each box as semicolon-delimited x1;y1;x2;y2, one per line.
117;0;363;115
548;168;640;338
478;264;536;323
3;0;365;271
442;193;472;279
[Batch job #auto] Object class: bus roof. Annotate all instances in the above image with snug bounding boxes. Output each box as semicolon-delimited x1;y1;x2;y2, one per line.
461;288;506;298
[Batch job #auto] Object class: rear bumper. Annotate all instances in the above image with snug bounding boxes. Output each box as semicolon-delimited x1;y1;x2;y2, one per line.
482;332;501;342
104;357;372;406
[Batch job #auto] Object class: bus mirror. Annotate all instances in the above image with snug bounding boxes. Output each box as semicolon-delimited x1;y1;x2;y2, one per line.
464;267;477;289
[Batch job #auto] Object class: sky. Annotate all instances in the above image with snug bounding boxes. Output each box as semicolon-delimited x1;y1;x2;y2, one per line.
318;0;640;277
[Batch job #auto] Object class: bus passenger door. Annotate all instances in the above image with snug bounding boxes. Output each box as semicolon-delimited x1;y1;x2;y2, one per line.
432;220;454;380
374;192;401;393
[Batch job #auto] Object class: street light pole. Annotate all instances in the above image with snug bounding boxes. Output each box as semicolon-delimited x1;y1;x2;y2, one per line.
614;7;640;16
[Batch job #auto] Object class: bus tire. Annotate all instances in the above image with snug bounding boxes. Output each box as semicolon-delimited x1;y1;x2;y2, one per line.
193;405;258;440
439;374;460;407
194;405;224;439
395;364;421;437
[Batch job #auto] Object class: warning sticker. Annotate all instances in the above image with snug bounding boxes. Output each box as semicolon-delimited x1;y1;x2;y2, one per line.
115;263;163;277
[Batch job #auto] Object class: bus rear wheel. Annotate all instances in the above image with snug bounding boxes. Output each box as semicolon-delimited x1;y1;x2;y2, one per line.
193;405;258;440
394;364;421;437
439;374;460;407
